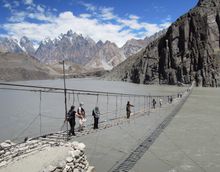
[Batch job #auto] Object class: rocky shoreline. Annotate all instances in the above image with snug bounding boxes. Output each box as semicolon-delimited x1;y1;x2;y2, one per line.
0;139;95;172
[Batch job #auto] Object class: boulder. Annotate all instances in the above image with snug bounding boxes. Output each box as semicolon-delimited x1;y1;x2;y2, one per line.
77;143;86;151
66;157;73;163
0;142;11;148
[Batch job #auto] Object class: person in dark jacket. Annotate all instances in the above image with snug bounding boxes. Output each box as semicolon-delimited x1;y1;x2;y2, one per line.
92;106;100;129
152;99;156;109
67;105;77;136
126;101;134;119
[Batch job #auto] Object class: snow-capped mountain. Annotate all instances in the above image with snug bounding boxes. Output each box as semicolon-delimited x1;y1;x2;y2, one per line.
19;36;36;56
0;36;36;56
0;37;23;53
35;30;98;65
0;30;166;70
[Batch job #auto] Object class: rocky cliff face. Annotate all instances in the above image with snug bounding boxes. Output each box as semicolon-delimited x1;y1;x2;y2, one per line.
121;39;146;58
106;0;220;87
86;41;125;70
121;30;167;58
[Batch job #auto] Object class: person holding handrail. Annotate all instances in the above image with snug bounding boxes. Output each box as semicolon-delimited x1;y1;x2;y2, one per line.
92;106;100;129
126;101;134;119
152;98;156;109
77;102;86;131
67;105;79;136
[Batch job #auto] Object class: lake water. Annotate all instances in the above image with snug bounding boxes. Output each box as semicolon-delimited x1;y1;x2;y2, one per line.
0;78;185;142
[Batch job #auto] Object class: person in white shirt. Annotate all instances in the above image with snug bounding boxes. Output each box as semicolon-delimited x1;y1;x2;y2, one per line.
159;98;163;108
77;102;86;131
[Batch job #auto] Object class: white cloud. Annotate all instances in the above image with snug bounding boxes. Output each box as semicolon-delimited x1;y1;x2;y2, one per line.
8;11;26;22
2;11;138;47
79;13;92;19
36;5;45;13
28;12;54;22
160;22;171;29
3;0;14;12
118;18;142;30
128;15;140;20
1;1;171;47
100;7;117;20
79;2;96;12
23;0;33;5
142;23;162;35
3;2;12;10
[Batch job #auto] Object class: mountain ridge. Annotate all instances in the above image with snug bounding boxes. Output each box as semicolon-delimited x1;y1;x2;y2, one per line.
0;30;165;71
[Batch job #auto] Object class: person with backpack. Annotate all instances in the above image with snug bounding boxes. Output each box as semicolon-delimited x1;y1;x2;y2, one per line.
92;106;100;129
77;102;86;131
126;101;134;119
67;105;77;136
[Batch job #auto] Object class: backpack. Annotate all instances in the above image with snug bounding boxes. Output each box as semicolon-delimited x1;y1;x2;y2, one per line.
67;110;74;121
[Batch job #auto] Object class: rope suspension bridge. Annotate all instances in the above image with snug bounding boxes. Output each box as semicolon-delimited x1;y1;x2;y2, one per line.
0;81;188;142
0;77;195;171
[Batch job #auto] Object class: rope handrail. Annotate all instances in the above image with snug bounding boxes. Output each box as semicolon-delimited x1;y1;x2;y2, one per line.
0;82;185;98
0;81;193;143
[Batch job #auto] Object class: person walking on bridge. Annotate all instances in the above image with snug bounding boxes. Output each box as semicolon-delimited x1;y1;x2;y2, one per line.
152;98;156;109
77;102;86;131
126;101;134;119
67;105;78;136
92;106;100;129
159;98;163;108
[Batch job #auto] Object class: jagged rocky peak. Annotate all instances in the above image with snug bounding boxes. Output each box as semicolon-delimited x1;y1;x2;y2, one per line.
20;36;30;44
19;36;35;56
65;30;81;40
66;29;74;36
41;37;53;45
35;30;98;64
0;37;23;53
96;40;104;48
106;0;220;87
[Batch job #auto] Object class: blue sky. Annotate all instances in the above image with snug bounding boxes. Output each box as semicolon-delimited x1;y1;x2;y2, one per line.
0;0;198;47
